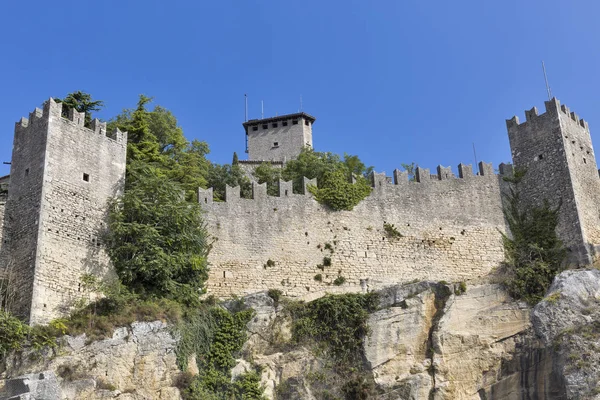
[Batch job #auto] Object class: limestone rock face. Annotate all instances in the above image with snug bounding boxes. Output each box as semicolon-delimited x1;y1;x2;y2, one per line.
530;269;600;399
0;321;182;400
433;283;531;399
2;270;600;400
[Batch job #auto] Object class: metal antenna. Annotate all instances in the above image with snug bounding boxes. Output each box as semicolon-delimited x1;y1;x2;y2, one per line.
261;100;264;119
542;61;552;100
244;94;248;122
300;95;303;112
472;143;478;174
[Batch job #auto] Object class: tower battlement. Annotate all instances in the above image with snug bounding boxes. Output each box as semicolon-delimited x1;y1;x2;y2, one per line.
15;98;127;145
506;98;589;132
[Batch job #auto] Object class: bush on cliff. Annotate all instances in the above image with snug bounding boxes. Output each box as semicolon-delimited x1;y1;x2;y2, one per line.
290;292;379;364
501;168;567;304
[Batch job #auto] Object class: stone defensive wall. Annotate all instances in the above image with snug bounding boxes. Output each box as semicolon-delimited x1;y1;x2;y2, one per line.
199;162;511;298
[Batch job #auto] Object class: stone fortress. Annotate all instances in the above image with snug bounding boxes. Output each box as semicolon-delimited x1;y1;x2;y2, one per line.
1;96;600;324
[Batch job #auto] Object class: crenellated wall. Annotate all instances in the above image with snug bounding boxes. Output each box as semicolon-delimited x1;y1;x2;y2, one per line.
199;163;510;298
1;99;127;324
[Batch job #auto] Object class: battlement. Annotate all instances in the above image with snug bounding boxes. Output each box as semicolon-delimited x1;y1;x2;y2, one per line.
199;161;509;205
15;98;127;145
506;97;589;132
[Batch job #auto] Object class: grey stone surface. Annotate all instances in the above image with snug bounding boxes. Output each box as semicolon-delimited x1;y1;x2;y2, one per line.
0;322;181;400
507;99;600;265
243;113;314;162
2;371;61;400
0;99;127;324
200;170;510;298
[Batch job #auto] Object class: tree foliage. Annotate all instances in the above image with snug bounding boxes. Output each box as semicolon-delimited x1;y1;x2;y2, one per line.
55;91;105;127
250;148;373;210
108;96;210;201
309;169;372;211
253;163;282;196
290;292;379;364
106;162;209;306
177;305;265;400
207;163;252;201
501;168;567;304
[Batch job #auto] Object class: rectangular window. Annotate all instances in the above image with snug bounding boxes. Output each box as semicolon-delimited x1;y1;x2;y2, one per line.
292;120;298;125
282;121;288;126
252;126;258;131
262;124;268;129
83;173;90;182
25;168;29;177
273;142;279;147
272;123;278;128
305;120;310;126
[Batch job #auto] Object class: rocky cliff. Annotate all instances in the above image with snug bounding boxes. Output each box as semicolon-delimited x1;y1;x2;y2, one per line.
1;270;599;400
0;321;182;400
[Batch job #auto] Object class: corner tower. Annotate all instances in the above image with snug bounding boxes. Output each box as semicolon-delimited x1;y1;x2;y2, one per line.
507;98;600;265
2;99;127;324
243;112;315;162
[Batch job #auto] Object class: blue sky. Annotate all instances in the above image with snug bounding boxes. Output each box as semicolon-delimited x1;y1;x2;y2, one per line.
1;0;600;178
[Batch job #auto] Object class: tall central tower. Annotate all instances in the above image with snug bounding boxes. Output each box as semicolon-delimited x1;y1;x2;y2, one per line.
243;112;316;162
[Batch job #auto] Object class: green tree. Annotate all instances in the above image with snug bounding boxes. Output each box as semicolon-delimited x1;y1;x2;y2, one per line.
309;169;372;211
501;168;567;304
55;91;105;127
207;163;252;201
253;162;282;196
280;148;373;210
401;162;416;182
108;96;210;200
106;162;209;306
232;152;239;165
282;148;341;193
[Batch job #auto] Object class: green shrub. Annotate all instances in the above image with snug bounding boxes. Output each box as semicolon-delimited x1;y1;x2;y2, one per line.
0;310;31;355
333;276;346;286
314;274;323;282
383;223;403;239
309;170;372;211
290;292;378;364
176;305;265;399
267;289;282;304
323;257;332;267
454;281;467;296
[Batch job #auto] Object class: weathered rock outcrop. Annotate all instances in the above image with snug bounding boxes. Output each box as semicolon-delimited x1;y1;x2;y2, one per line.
2;270;599;399
0;321;182;400
241;270;600;399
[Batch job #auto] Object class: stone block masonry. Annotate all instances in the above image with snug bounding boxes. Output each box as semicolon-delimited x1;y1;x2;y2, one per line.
200;163;510;298
507;98;600;264
0;99;127;324
3;95;600;320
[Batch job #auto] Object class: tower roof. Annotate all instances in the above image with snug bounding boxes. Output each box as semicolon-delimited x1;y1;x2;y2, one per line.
242;112;316;132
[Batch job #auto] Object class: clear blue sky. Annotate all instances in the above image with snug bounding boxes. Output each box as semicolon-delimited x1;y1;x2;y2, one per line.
2;0;600;178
